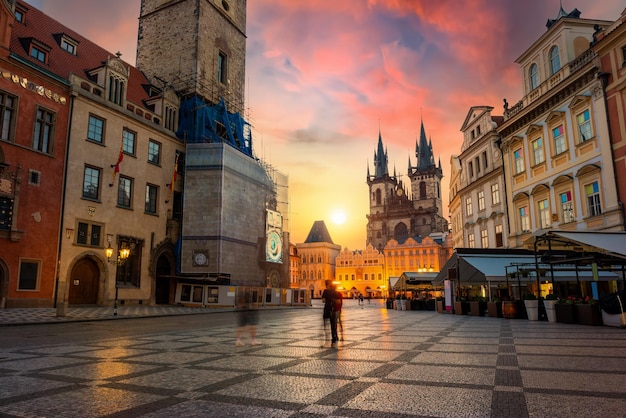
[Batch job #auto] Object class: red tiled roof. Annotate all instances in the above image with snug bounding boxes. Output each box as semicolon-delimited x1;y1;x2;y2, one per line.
11;0;152;109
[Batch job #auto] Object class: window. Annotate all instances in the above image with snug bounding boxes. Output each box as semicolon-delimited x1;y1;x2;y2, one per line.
87;115;105;144
532;138;544;165
529;63;539;90
83;166;101;200
468;161;473;178
76;221;102;247
475;157;481;174
538;199;550;229
585;181;601;217
480;229;488;248
577;109;592;142
482;151;488;169
148;140;161;164
30;45;46;62
491;183;500;205
552;125;566;155
478;190;485;211
145;183;158;214
122;128;136;156
206;287;219;303
465;197;473;216
33;108;55;154
28;169;41;186
0;91;17;141
60;37;77;55
495;224;503;247
15;9;23;22
218;51;227;84
18;259;40;290
514;148;524;174
108;75;125;105
165;105;177;131
115;238;143;288
519;206;530;232
117;176;132;208
0;196;14;230
560;191;575;223
468;233;475;248
549;46;560;75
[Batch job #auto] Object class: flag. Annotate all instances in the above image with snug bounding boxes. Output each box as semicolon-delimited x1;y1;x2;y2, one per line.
168;153;179;198
110;140;124;185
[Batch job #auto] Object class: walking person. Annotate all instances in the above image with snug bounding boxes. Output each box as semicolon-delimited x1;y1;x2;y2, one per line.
322;280;341;347
236;291;260;346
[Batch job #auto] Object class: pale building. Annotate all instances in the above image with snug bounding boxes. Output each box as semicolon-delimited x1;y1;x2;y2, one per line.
452;106;507;249
383;234;453;280
498;6;623;248
296;221;341;299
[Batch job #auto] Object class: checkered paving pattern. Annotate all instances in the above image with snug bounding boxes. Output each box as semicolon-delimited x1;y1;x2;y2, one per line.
1;301;625;417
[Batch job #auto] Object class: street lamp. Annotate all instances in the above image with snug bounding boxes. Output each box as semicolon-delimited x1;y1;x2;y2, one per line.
104;236;133;316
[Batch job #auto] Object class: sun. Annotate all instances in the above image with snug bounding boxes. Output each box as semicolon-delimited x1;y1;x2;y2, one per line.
331;209;347;225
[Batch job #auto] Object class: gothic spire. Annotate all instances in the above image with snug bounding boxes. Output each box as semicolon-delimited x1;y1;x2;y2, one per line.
373;130;389;179
416;120;433;170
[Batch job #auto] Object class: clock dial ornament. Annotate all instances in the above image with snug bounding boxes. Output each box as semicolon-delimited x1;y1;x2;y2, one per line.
194;252;207;266
266;231;282;262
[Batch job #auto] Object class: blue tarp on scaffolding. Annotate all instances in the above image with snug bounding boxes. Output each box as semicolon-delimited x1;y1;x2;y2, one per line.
177;96;252;157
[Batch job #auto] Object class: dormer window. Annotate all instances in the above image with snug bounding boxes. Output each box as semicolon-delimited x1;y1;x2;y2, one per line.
60;36;78;55
108;75;125;106
30;44;47;63
15;9;23;23
164;104;178;131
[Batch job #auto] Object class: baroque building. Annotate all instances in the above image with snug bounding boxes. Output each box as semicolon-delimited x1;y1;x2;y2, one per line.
450;106;508;249
296;221;340;300
366;122;448;251
498;6;623;248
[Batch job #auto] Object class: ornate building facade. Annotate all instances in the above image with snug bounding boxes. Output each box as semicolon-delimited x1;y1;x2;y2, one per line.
498;6;623;248
296;221;341;300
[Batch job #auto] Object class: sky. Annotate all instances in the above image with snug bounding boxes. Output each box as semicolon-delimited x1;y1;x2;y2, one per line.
27;0;626;250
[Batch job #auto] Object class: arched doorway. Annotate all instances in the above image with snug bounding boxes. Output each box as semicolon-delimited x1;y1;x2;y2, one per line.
68;257;99;305
154;254;172;305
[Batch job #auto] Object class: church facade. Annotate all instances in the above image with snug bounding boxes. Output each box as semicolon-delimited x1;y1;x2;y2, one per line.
366;121;449;251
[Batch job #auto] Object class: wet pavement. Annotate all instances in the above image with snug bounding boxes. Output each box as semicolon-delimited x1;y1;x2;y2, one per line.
0;300;625;417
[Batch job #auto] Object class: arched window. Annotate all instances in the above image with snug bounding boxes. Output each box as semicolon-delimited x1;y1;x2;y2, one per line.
529;63;539;90
375;189;381;205
419;181;427;199
549;46;560;75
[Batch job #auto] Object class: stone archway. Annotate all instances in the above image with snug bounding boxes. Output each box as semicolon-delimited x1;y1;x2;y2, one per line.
68;257;99;305
0;259;8;308
154;254;172;305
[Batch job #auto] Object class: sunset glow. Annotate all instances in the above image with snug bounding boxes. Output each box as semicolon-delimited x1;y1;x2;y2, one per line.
30;0;626;249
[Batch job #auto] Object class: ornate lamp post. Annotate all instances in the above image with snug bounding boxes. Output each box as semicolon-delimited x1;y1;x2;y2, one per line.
105;236;132;316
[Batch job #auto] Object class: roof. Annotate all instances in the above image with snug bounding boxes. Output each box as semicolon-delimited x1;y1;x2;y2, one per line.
11;1;153;110
304;220;334;244
529;230;626;259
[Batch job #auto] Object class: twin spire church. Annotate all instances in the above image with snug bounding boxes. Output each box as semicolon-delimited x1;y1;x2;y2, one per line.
366;120;449;250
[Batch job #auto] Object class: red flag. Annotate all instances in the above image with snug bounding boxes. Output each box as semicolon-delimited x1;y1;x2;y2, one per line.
169;153;179;195
110;141;124;185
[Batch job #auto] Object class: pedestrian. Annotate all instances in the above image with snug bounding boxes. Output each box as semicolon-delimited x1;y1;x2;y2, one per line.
236;291;260;346
367;294;371;304
358;294;364;305
322;279;341;346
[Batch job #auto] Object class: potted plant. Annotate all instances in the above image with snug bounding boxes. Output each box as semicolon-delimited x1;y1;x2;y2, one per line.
502;299;521;319
575;296;603;326
543;293;558;323
469;296;487;316
487;297;503;318
436;297;444;313
555;296;577;324
523;293;539;321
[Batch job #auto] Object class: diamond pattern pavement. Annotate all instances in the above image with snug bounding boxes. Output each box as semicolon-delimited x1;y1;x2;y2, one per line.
0;300;625;417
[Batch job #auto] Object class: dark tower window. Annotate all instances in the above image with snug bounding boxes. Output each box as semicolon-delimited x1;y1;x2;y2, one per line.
375;189;381;205
218;51;228;84
419;181;426;199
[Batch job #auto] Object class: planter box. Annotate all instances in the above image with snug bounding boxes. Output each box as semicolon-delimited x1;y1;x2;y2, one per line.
436;300;444;313
502;301;521;319
544;299;557;322
487;302;502;318
524;300;539;321
555;303;576;324
454;301;469;315
469;301;487;316
575;304;603;326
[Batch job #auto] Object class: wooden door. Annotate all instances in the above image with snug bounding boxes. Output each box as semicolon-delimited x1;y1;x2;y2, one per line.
68;258;99;304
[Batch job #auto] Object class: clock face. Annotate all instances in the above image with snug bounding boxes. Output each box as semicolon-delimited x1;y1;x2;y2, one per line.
266;231;282;263
396;188;403;196
194;252;207;266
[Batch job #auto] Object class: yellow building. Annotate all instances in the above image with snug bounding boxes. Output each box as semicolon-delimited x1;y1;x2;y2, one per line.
335;245;385;298
296;221;341;299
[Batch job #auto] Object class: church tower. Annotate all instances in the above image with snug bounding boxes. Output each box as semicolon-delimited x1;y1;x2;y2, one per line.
366;121;448;251
136;0;286;287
